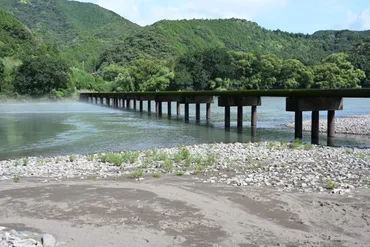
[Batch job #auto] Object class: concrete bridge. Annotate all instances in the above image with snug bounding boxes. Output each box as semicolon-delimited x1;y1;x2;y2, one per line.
79;89;370;146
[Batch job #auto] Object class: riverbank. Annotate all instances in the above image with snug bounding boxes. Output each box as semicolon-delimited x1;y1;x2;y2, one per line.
285;114;370;135
1;142;369;194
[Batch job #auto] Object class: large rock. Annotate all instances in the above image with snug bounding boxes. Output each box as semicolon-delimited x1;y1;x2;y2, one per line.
41;234;56;247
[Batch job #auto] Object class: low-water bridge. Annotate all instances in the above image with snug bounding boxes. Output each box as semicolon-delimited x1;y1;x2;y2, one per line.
80;89;370;146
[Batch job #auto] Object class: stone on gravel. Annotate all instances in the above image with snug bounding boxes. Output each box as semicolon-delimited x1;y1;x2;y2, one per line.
42;234;56;247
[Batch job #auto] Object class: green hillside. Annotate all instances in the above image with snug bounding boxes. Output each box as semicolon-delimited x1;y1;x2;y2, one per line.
0;8;40;57
99;18;370;69
0;0;140;70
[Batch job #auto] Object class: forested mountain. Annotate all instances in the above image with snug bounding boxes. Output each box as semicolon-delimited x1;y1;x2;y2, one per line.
0;8;41;57
0;0;140;70
0;0;369;98
100;19;370;69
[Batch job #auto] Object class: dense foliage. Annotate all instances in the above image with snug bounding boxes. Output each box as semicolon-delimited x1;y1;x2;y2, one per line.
14;56;73;98
0;0;369;99
0;8;41;57
0;0;139;71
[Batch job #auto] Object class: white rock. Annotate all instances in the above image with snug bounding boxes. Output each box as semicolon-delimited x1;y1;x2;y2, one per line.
42;234;56;247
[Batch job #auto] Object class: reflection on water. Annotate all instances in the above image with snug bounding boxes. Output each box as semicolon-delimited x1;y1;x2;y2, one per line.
0;98;370;159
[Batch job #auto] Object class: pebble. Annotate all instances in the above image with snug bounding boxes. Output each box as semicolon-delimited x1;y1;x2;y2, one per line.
0;142;370;194
42;234;56;247
0;227;55;247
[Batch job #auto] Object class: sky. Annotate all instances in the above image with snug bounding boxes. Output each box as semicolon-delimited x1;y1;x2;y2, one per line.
78;0;370;34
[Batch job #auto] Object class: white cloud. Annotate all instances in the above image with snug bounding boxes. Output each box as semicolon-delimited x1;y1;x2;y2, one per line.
95;0;288;26
342;5;370;30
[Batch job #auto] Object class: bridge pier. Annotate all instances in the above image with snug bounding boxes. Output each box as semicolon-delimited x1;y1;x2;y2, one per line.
286;97;343;146
196;103;201;122
156;101;163;117
177;102;181;117
218;96;261;131
140;100;143;112
311;111;319;145
179;96;214;123
168;102;172;116
133;99;137;110
127;99;131;109
148;101;151;113
184;103;189;122
206;103;211;121
225;106;231;129
237;106;243;128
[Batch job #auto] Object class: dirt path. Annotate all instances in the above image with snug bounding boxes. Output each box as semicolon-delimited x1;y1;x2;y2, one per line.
1;177;369;247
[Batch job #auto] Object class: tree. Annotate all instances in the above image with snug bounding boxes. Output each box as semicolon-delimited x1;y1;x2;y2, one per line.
114;69;135;92
14;56;72;97
128;60;174;91
257;54;282;89
278;59;314;89
312;53;365;89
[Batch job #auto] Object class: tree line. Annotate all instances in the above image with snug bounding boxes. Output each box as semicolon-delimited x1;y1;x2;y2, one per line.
99;48;366;93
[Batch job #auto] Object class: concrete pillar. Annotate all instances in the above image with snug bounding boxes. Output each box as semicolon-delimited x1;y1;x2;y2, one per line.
156;101;162;117
237;106;243;128
196;103;200;121
148;101;152;113
225;106;231;129
251;106;257;127
206;103;211;121
168;102;172;116
185;103;189;122
295;111;303;140
177;102;181;116
140;100;143;112
328;110;335;146
311;111;319;145
133;99;137;110
106;97;110;106
127;99;131;109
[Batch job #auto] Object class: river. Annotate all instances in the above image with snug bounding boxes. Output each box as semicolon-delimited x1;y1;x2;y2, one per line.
0;97;370;159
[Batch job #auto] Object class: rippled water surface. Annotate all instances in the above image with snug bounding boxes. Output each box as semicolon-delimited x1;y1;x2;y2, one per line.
1;97;370;159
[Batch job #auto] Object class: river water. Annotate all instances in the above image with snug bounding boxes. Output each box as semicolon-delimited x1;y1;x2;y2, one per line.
0;97;370;159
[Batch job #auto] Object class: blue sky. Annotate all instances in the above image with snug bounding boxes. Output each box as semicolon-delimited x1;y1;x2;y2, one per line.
78;0;370;34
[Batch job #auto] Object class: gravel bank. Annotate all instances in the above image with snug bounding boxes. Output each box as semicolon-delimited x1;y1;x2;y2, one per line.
285;114;370;135
1;142;370;194
0;226;58;247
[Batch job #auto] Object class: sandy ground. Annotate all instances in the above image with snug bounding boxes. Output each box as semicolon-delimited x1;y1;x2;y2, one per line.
1;177;370;247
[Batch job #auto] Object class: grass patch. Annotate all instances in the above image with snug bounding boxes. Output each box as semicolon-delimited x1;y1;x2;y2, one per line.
121;151;140;164
355;152;367;160
68;155;75;162
86;154;94;161
153;171;161;178
163;159;174;172
99;153;108;163
106;153;124;167
176;171;185;176
326;181;337;190
289;139;303;149
267;142;278;149
304;144;314;150
13;175;20;183
130;169;145;179
22;158;28;166
158;151;169;161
